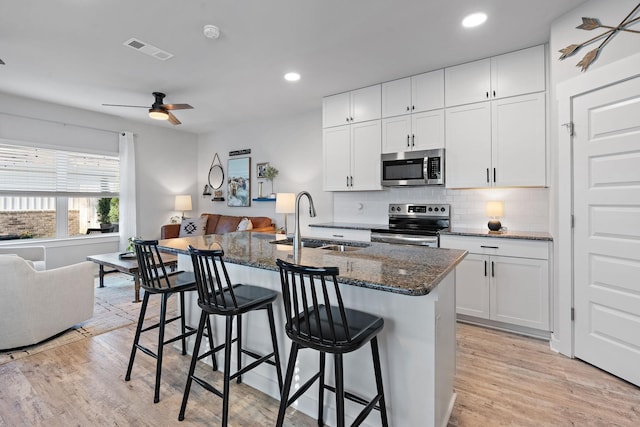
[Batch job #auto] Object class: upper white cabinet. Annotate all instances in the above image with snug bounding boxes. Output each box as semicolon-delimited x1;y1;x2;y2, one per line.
323;85;381;128
382;69;444;117
446;92;546;188
323;120;382;191
445;45;546;107
382;109;444;153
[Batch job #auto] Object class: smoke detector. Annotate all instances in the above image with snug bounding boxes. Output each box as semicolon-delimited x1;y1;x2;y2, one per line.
203;25;220;39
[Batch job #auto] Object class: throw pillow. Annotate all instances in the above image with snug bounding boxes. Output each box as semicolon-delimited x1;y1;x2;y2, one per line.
179;216;208;237
236;217;253;231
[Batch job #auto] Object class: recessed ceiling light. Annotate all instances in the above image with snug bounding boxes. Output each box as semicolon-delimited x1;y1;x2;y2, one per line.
284;72;300;82
462;12;487;28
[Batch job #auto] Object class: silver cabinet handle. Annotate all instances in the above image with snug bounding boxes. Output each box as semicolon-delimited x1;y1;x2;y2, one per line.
484;260;487;276
407;135;410;147
491;261;495;277
411;134;415;147
486;168;490;183
346;176;349;187
493;168;496;183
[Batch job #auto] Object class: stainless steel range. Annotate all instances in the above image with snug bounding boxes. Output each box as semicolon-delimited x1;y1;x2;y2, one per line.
371;203;450;247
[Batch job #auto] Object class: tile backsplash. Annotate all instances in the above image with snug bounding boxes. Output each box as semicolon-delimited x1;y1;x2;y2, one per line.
333;187;549;232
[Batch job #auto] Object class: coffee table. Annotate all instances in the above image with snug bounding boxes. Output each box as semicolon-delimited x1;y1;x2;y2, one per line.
87;252;178;302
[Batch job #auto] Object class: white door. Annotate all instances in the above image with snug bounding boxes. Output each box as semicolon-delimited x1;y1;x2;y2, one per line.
573;75;640;386
382;115;411;153
412;109;444;151
454;254;490;318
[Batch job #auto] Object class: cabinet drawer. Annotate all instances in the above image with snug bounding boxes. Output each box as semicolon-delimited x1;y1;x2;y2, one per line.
308;227;371;242
440;235;548;259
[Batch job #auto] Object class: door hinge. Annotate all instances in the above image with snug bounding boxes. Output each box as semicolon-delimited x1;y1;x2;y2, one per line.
561;122;574;136
571;307;575;321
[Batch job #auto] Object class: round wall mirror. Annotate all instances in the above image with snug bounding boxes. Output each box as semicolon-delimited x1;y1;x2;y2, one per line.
208;164;224;189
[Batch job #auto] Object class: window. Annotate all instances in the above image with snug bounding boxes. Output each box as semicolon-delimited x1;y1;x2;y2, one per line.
0;142;119;240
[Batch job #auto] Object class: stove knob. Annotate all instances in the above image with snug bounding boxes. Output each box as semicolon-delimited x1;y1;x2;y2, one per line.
441;206;446;212
428;207;433;212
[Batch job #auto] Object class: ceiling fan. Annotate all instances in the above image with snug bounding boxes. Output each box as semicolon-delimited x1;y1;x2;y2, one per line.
102;92;193;125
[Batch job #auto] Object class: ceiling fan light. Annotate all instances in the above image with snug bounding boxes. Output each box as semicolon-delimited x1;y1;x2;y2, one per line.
149;108;169;120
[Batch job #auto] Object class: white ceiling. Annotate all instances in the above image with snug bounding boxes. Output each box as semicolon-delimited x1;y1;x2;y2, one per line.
0;0;586;134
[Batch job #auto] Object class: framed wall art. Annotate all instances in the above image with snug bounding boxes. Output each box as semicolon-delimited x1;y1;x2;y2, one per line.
227;157;251;207
256;162;268;179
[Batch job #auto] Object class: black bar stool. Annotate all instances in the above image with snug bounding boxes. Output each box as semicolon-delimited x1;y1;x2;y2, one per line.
275;258;389;427
179;246;283;426
125;239;216;403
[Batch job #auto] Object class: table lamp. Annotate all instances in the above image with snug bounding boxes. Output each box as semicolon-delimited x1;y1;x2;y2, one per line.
275;193;296;235
486;200;504;232
175;195;192;219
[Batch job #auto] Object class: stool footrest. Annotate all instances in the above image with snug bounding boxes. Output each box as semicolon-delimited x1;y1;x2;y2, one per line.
286;371;322;406
323;383;384;412
191;374;224;399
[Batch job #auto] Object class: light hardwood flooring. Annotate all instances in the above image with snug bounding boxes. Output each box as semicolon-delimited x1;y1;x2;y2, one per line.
1;321;639;426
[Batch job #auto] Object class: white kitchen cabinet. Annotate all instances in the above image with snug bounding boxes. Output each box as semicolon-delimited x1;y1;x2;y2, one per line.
308;227;371;242
382;109;444;153
382;69;444;118
445;102;492;188
444;45;545;107
322;120;381;191
323;84;381;128
440;234;550;334
445;92;546;188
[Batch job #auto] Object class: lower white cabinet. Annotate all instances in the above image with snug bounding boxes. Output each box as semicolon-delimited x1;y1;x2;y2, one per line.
308;227;371;242
440;234;550;333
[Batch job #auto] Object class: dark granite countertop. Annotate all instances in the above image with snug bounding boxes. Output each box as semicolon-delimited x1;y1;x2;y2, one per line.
158;232;467;296
441;228;553;241
309;222;388;230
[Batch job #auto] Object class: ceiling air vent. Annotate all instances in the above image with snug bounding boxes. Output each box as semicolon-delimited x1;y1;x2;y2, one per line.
123;38;174;61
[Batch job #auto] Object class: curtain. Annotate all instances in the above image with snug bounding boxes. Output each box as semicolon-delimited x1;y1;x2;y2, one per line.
118;131;137;251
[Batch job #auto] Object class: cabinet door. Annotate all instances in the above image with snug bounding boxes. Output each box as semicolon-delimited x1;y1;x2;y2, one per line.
491;44;545;99
455;254;491;318
351;120;382;191
444;58;491;107
490;256;549;330
445;102;491;188
382;115;411;153
412;109;444;150
323;126;351;191
412;69;445;112
492;92;546;187
351;84;381;123
382;77;411;118
323;92;351;128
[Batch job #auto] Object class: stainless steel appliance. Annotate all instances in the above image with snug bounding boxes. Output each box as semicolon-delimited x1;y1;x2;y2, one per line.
381;148;444;186
371;203;450;247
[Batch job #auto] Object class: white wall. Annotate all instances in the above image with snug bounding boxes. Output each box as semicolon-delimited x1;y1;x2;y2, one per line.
0;91;199;268
548;0;640;353
197;109;333;234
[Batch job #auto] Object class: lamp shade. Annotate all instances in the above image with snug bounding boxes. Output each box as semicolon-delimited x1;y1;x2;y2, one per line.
175;195;192;212
275;193;296;214
485;200;504;218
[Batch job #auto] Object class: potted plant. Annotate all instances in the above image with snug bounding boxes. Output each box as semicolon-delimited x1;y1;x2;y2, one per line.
262;165;279;198
97;197;112;229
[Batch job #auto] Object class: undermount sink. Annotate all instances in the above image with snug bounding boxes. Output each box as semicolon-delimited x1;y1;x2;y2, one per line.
269;238;369;251
319;244;362;252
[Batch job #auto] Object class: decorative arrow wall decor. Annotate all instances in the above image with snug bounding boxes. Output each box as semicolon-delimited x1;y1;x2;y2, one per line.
558;2;640;71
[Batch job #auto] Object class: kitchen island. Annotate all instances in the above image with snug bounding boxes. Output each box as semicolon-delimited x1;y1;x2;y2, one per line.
158;232;466;427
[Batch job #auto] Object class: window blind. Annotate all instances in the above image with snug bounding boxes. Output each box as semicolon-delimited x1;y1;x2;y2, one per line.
0;143;119;196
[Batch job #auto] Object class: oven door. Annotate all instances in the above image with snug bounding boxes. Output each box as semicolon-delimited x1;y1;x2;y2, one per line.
371;231;439;247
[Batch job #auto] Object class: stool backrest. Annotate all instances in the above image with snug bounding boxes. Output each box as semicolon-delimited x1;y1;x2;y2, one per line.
133;239;172;290
276;258;350;345
188;245;238;310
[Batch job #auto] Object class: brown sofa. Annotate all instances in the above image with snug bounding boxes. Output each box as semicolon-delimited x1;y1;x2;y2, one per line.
161;213;275;239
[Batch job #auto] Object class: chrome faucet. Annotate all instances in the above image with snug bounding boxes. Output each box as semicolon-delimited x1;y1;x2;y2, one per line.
293;191;317;259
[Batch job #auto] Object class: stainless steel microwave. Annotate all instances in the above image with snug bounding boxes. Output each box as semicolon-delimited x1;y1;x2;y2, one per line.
381;148;445;186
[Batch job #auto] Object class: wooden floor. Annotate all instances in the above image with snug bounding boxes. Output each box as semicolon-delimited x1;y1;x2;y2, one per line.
1;321;639;426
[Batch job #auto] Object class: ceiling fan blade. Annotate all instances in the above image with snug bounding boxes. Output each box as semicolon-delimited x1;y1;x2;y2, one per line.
163;103;193;111
167;111;181;125
102;103;148;108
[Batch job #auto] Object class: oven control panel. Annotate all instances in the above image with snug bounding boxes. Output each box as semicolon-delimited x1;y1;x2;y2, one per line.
388;203;449;217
